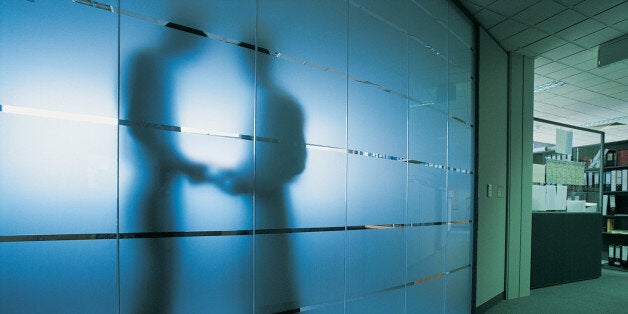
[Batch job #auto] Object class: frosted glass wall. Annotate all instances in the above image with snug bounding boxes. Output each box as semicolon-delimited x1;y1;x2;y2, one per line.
0;0;475;312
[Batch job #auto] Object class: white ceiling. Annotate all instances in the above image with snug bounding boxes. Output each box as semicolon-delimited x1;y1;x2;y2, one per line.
457;0;628;147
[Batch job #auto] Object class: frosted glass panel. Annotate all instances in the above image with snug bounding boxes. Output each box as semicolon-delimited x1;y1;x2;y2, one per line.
407;225;446;281
259;148;345;229
120;0;255;42
407;277;445;313
0;240;117;313
348;82;407;157
119;127;253;233
0;115;117;236
346;229;405;297
449;171;473;221
448;121;474;171
346;288;405;314
0;0;117;117
446;223;472;270
349;4;408;92
408;166;447;223
120;236;253;313
409;106;447;165
256;232;345;313
347;156;406;226
120;17;254;135
258;0;347;71
445;268;472;314
256;53;347;148
0;0;475;312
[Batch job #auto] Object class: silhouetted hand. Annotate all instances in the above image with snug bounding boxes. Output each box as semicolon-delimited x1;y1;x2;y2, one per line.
179;162;210;183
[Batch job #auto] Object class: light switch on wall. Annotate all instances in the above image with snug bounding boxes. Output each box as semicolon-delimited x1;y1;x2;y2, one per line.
497;185;505;198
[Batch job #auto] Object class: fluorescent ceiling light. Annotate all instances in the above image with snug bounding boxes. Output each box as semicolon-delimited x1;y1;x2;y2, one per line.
534;80;567;93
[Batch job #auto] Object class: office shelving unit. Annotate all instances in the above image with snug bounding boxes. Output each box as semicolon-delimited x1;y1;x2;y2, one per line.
601;141;628;270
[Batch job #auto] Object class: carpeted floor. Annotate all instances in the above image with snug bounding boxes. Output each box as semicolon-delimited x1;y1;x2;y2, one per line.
486;268;628;313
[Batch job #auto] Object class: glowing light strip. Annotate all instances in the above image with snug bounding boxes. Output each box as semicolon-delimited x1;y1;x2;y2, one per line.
0;104;117;125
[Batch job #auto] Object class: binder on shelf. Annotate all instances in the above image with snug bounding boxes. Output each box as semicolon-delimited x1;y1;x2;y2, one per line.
532;185;546;211
594;172;599;188
623;169;628;192
603;195;608;216
615;245;622;266
609;195;617;215
609;245;616;265
556;185;568;210
618;170;622;191
587;172;593;190
623;246;628;266
605;172;612;191
611;170;617;192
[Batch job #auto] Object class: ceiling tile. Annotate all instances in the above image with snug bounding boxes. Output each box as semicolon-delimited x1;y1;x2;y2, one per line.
557;49;596;64
535;61;568;75
590;61;628;75
554;0;586;7
458;0;483;14
572;58;598;71
574;27;623;48
575;0;625;17
593;2;628;25
612;91;628;101
534;74;553;85
554;18;606;41
502;28;548;51
614;76;628;86
512;1;566;25
521;35;566;56
467;0;500;7
534;56;553;67
602;85;628;95
536;9;587;33
541;43;584;60
588;81;622;92
573;76;607;88
489;19;527;41
602;68;628;80
613;18;628;32
563;72;597;84
487;0;540;17
550;84;582;96
474;8;507;28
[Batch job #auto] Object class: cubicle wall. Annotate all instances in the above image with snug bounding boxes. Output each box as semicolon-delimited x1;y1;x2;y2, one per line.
0;0;475;312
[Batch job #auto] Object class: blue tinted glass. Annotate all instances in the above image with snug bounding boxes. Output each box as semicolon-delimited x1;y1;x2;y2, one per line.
348;81;407;158
407;277;445;313
407;225;446;280
409;106;447;165
346;288;405;314
448;121;474;171
255;52;347;148
258;0;347;72
257;148;345;229
348;3;408;93
346;228;405;297
347;156;406;226
449;171;473;221
445;268;471;313
0;240;117;313
0;0;117;117
408;165;447;223
121;0;255;42
118;127;253;233
120;236;253;313
255;231;345;313
0;115;117;236
120;16;255;135
446;223;472;270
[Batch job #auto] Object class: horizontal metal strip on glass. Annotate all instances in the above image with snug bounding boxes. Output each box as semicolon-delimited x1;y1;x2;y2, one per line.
0;104;117;125
446;264;471;274
120;230;253;239
0;233;116;242
0;220;473;242
63;0;475;128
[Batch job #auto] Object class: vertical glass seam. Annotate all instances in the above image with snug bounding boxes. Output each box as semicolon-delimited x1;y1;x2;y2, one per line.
115;1;121;313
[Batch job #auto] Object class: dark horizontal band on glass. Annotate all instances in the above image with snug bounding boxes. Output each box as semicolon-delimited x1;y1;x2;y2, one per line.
0;220;472;242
